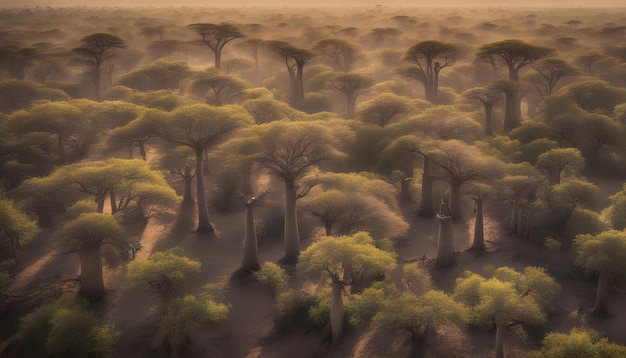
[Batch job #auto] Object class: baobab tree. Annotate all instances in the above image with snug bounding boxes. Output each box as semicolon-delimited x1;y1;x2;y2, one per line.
326;72;373;119
297;232;396;343
575;230;626;316
536;148;584;185
256;120;337;263
157;104;253;233
57;213;125;300
312;38;362;73
529;58;579;98
378;135;420;203
454;267;560;358
0;43;39;80
357;93;411;127
465;183;496;251
477;39;554;131
436;200;455;267
72;33;127;102
429;140;503;218
461;85;501;137
191;69;249;106
108;108;164;161
187;23;244;70
268;41;315;101
241;191;268;272
0;198;38;264
236;38;265;75
400;40;461;104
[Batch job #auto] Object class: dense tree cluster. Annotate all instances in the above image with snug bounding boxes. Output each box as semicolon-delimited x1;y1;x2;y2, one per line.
1;5;626;358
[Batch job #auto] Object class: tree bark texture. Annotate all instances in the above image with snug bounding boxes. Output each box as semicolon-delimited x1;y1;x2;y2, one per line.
592;270;611;316
195;148;213;233
436;216;455;267
449;183;462;219
79;246;105;300
282;183;300;263
472;199;485;251
495;324;506;358
242;203;260;271
418;156;435;217
330;281;344;344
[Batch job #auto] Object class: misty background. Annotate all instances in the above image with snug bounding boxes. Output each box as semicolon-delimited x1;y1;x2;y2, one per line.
5;0;626;8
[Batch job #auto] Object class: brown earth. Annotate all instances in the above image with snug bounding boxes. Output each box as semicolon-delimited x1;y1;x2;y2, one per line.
1;161;625;358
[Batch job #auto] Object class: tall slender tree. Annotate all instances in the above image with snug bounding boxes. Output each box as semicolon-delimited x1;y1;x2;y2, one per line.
256;121;336;263
400;40;460;104
477;40;554;131
72;33;127;102
157;104;253;233
187;23;244;70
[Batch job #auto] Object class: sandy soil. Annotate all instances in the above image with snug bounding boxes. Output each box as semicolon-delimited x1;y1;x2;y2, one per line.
1;159;625;357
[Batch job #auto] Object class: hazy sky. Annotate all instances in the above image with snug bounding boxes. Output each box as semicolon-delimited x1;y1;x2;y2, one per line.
4;0;626;7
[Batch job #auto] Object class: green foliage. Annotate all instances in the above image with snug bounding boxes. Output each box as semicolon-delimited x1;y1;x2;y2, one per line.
297;232;397;287
46;308;119;358
603;184;626;230
64;199;98;219
18;294;119;358
454;267;559;329
273;289;315;334
125;247;201;300
308;286;332;327
536;147;585;183
347;281;400;325
373;290;467;343
402;263;432;296
528;328;626;358
57;212;125;253
0;197;38;261
575;230;626;279
254;262;288;294
160;292;229;345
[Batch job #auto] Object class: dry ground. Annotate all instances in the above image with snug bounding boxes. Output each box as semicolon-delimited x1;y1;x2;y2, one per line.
1;171;625;358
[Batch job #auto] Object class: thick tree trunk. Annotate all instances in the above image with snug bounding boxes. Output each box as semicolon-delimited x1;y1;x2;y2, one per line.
495;324;506;358
510;203;519;234
449;183;462;219
484;104;494;137
424;79;435;104
324;222;333;237
109;189;118;214
139;142;147;161
214;49;222;70
96;194;106;214
436;216;455;267
195;148;213;233
503;90;520;133
182;164;195;207
472;199;485;251
551;169;561;185
592;271;611;316
296;62;305;100
282;182;300;263
79;246;105;301
94;63;102;102
10;238;21;264
516;208;524;237
330;281;344;344
418;156;435;217
346;94;357;119
400;178;413;203
241;203;260;272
